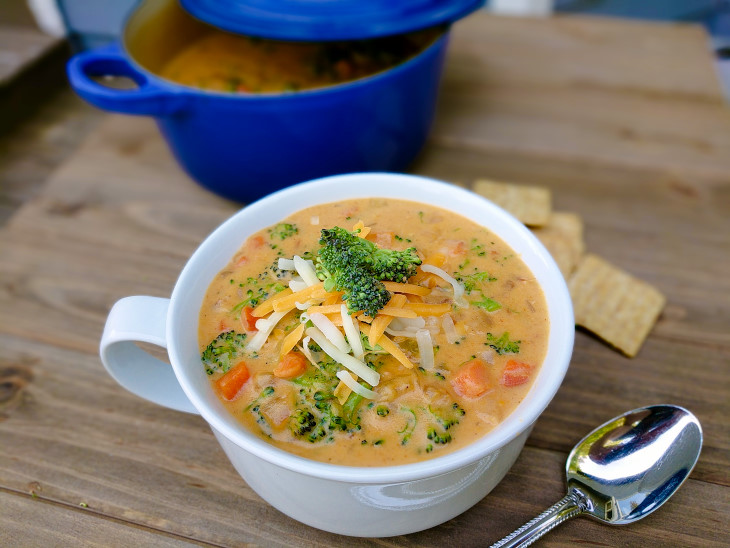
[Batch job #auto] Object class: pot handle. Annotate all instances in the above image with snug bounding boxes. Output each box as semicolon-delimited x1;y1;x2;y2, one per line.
67;43;188;117
99;296;198;414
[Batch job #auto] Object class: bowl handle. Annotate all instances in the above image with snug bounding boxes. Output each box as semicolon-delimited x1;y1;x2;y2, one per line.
100;296;198;414
67;43;188;117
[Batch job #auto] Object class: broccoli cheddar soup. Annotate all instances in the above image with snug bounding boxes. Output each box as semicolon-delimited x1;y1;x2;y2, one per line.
160;29;441;94
199;199;549;466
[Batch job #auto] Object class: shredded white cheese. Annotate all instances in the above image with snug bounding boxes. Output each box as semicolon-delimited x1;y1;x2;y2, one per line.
298;337;319;369
384;327;419;338
310;215;319;225
289;278;308;293
390;317;426;331
340;305;364;360
278;258;295;271
309;312;350;354
479;348;496;365
247;310;288;352
416;329;434;370
293;255;320;286
420;264;466;305
306;327;379;387
442;314;459;344
336;370;378;399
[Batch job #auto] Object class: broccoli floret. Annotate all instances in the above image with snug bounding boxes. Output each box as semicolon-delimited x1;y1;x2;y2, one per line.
429;402;466;431
316;227;422;316
426;427;452;445
290;409;316;436
201;331;247;375
398;407;417;445
269;222;298;240
485;332;521;355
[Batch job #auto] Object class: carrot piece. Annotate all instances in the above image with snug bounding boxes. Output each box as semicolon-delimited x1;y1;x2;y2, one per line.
366;231;394;248
250;234;265;249
501;360;532;387
443;240;467;257
216;362;250;400
452;358;491;398
241;306;259;332
425;253;446;268
273;352;308;379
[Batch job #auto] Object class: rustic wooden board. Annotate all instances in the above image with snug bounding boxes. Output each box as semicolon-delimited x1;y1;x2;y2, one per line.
1;11;729;547
0;491;203;547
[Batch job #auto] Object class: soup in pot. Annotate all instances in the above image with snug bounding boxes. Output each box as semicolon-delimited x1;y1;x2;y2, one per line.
199;198;549;466
159;29;441;93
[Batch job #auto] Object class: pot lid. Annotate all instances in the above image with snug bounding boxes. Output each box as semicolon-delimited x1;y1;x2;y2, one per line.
179;0;486;41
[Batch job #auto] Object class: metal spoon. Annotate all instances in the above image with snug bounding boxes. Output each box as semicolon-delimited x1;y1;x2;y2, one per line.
490;404;703;548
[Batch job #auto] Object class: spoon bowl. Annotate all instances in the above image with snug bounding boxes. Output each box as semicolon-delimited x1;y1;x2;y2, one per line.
490;404;703;547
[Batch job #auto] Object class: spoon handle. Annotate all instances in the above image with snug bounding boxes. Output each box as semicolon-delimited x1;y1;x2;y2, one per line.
489;490;585;548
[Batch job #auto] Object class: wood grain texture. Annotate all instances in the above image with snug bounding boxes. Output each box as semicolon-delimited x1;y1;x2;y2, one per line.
1;11;729;547
0;491;204;547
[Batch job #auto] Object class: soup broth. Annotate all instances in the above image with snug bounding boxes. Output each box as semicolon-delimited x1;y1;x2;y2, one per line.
160;29;440;93
199;199;549;466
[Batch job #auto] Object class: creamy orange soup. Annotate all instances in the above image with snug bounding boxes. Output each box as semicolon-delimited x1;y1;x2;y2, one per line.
199;199;549;466
160;29;440;93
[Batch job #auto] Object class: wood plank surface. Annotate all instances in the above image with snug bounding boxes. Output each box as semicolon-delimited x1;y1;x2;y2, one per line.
0;491;204;547
1;11;728;547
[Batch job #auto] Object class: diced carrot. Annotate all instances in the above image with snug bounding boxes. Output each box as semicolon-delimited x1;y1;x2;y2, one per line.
424;253;446;268
366;231;394;248
216;362;250;400
452;358;491;398
241;306;259;332
250;234;266;249
234;255;249;267
218;319;231;332
273;352;308;379
501;360;532;387
442;240;467;257
334;59;354;79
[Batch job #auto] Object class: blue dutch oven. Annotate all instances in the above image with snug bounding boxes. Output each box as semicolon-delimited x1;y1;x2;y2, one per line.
67;0;484;203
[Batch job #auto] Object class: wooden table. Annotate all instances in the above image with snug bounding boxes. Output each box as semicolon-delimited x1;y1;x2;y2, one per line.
1;12;728;547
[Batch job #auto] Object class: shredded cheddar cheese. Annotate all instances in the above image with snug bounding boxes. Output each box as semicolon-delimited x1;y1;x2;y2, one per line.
252;287;293;317
279;322;306;358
